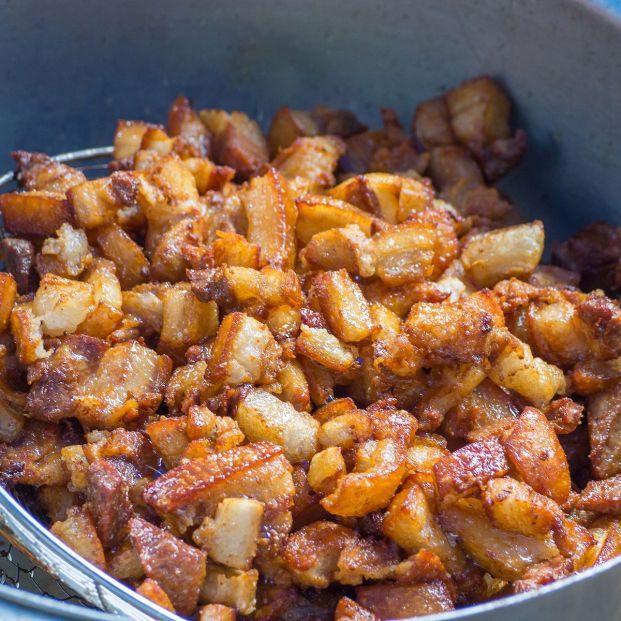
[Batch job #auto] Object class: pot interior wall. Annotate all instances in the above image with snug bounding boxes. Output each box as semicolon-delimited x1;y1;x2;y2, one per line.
1;0;620;241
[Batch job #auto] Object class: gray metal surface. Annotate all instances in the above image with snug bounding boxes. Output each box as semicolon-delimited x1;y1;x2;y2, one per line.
0;0;621;619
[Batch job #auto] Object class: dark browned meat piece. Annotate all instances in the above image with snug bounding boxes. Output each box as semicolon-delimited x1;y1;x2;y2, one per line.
87;459;134;547
129;516;206;616
552;222;621;294
0;237;37;294
587;382;621;479
26;335;108;423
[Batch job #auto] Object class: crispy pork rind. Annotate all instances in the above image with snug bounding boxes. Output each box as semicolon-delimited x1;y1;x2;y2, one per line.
130;516;206;616
208;312;283;387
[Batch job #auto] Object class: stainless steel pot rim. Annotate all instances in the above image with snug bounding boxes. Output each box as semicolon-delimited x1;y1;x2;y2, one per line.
0;148;620;620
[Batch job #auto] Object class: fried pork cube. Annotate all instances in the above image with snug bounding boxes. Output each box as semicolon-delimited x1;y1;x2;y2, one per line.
272;135;345;193
68;174;129;230
193;497;264;570
0;419;79;487
77;259;124;339
31;273;95;337
384;478;464;573
405;290;502;366
240;168;297;269
25;336;106;422
0;191;74;236
461;221;545;288
136;578;175;612
36;223;92;278
587;381;621;479
577;476;621;515
50;506;106;570
268;106;319;155
122;283;169;336
130;516;206;616
168;95;211;158
200;566;259;615
412;97;455;149
200;109;268;179
341;109;427;176
12;150;86;193
207;312;283;387
552;221;621;294
284;521;359;588
113;120;157;165
307;447;347;495
158;285;218;359
235;388;319;463
296;195;377;245
445;76;527;180
198;604;237;621
310;270;373;342
145;416;190;468
321;439;406;517
296;325;356;373
503;407;571;504
329;173;435;225
1;238;37;294
440;498;558;581
165;362;210;413
94;223;149;288
442;378;520;440
300;224;376;277
10;303;47;365
77;340;171;428
488;331;566;408
372;220;453;286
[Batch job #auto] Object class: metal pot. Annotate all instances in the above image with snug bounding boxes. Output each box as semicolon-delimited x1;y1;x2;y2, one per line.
1;1;620;619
